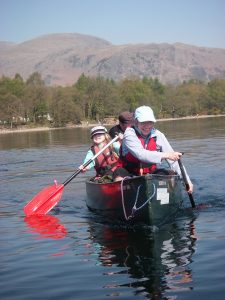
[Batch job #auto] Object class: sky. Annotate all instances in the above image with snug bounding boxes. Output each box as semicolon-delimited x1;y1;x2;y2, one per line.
0;0;225;49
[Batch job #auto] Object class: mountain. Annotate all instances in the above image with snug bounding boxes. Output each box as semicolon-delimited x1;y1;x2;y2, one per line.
1;33;225;86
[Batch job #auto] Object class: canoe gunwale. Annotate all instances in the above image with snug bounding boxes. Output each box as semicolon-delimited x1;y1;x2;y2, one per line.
86;173;181;186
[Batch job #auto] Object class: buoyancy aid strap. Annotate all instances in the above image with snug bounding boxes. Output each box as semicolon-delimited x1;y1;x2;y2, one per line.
140;132;150;176
135;127;157;175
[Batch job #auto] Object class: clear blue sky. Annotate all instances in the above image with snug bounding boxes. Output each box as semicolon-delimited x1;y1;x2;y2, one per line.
1;0;225;49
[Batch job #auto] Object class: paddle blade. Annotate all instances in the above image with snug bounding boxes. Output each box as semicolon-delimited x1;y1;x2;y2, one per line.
24;184;64;216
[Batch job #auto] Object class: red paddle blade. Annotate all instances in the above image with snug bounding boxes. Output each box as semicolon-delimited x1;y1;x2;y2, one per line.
24;184;64;216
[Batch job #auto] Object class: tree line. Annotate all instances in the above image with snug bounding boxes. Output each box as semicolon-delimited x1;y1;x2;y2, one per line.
0;72;225;128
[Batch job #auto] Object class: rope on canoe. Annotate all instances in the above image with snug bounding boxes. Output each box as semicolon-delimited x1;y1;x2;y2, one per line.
120;177;156;221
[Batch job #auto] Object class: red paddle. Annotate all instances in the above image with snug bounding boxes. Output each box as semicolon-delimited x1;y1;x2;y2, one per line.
24;135;119;216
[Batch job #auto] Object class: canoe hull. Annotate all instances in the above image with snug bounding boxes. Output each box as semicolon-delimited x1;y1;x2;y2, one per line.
85;174;184;225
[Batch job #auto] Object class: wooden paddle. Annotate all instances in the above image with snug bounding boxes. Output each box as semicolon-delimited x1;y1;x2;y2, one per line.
178;158;196;208
24;135;119;216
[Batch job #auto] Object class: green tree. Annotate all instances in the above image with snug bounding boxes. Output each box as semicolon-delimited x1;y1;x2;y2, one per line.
206;79;225;114
25;72;49;123
0;94;22;128
49;87;82;126
118;78;154;112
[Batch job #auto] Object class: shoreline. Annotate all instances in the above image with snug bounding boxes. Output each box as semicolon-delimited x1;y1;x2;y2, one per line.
1;114;225;135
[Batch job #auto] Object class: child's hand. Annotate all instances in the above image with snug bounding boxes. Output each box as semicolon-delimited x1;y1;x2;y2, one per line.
79;165;87;172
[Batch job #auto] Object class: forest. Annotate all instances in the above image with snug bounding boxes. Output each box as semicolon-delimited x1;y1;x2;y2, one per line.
0;72;225;128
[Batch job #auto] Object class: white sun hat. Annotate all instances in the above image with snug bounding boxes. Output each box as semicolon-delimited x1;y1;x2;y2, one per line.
134;106;156;123
90;125;107;138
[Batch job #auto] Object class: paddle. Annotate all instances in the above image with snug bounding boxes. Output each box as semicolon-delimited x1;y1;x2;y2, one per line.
24;135;119;216
178;158;196;208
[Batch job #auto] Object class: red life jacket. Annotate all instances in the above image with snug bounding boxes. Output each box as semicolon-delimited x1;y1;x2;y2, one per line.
120;129;157;175
91;144;119;176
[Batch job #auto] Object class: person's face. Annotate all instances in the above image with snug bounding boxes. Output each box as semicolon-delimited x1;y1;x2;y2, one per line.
119;122;132;132
137;121;154;136
92;133;105;144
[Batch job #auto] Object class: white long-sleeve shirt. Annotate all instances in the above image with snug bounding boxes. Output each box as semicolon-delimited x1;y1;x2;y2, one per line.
122;126;190;181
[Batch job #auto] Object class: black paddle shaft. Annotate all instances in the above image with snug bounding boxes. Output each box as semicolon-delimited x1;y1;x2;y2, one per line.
178;159;196;208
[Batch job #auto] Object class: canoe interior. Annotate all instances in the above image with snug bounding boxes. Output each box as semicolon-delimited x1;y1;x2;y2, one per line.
85;174;184;226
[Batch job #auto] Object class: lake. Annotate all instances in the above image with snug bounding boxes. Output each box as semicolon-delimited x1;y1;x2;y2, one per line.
1;117;225;300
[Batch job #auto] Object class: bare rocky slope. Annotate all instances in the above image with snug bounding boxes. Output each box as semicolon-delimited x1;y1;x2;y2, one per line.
0;33;225;86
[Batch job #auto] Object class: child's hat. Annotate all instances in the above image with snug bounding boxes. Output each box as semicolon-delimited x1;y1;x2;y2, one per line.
90;126;107;138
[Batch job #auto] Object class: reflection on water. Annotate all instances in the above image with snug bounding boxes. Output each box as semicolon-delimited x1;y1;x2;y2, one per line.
0;127;91;150
87;216;197;299
24;215;68;239
1;116;225;300
1;117;225;150
157;116;225;140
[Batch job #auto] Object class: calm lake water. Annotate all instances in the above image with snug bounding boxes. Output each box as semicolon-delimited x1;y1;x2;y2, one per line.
1;117;225;300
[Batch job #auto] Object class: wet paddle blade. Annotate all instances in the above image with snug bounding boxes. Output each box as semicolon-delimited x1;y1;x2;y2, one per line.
24;184;64;216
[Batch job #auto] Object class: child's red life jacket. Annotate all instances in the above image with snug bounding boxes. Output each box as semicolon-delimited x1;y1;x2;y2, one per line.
91;144;119;176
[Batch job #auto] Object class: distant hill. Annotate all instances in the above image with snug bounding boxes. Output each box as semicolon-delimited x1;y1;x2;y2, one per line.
1;33;225;86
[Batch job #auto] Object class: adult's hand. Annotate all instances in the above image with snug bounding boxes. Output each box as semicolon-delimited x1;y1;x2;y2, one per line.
187;181;194;194
163;152;182;161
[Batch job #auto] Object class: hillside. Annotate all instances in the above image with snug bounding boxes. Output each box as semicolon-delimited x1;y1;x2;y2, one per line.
0;33;225;86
